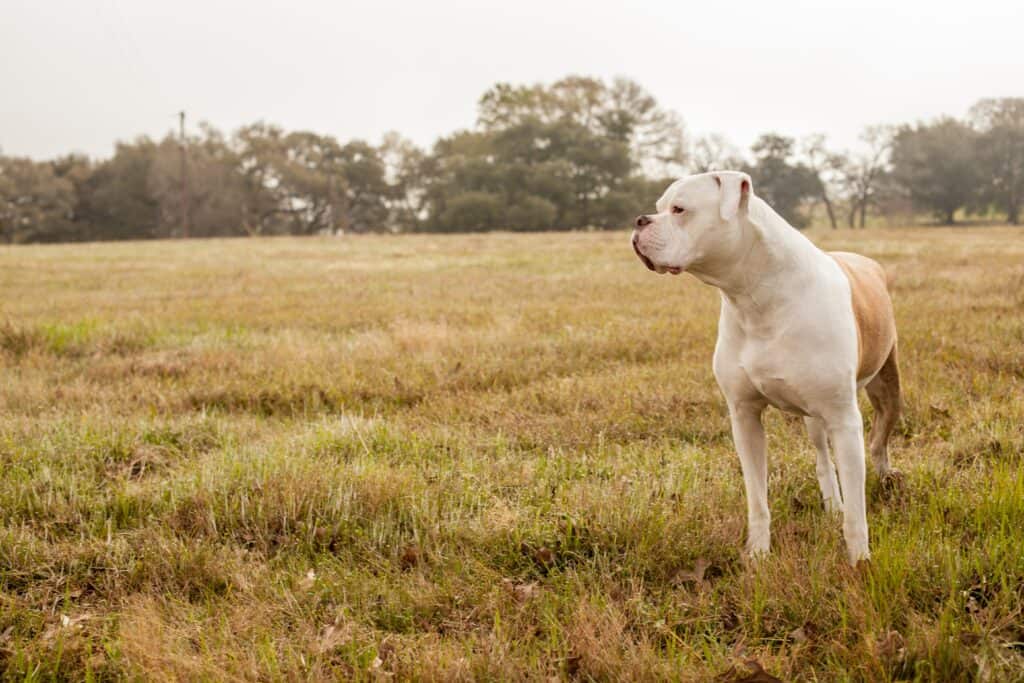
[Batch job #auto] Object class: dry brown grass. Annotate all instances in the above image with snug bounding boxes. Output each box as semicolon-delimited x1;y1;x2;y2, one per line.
0;228;1022;680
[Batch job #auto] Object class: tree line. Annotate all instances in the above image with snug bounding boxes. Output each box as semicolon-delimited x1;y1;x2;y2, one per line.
1;78;1021;243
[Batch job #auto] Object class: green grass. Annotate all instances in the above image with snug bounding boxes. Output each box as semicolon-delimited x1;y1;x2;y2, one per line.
0;228;1022;680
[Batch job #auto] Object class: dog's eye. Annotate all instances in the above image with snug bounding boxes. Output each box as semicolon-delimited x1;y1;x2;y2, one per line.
672;206;685;215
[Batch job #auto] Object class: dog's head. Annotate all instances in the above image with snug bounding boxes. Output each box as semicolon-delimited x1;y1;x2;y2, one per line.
631;171;752;275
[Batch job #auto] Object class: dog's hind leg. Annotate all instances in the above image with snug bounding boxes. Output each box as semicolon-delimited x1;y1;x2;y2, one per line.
865;344;901;478
805;416;842;513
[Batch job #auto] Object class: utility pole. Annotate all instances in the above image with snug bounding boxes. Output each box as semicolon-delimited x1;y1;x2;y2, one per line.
179;110;189;238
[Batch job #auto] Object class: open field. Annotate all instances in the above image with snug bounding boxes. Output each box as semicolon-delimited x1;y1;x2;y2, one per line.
1;228;1023;681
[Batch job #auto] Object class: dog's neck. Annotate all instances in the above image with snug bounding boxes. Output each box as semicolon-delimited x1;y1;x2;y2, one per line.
690;197;822;319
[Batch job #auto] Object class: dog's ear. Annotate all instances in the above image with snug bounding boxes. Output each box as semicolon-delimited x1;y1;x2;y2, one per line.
715;172;752;221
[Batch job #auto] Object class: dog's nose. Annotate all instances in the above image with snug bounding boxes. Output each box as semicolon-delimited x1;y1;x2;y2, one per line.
635;215;652;229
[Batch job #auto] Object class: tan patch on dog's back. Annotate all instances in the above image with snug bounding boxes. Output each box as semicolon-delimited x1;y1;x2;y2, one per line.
830;252;897;382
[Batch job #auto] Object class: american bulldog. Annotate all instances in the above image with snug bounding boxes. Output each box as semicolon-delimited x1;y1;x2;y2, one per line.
631;171;900;564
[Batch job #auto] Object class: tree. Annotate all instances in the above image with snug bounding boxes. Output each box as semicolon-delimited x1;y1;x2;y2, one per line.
148;124;248;238
0;156;75;243
50;153;94;238
835;126;893;229
800;134;844;229
506;195;558;231
970;97;1024;224
329;138;391;233
477;75;685;172
229;124;391;234
604;77;687;176
890;118;978;224
746;134;822;228
380;132;426;232
552;119;633;227
230;122;291;234
420;75;681;232
76;138;161;240
690;133;746;174
438;191;503;231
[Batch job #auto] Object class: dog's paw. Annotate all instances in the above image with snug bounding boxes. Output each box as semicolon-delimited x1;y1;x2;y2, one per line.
881;468;905;486
745;540;770;564
843;556;872;579
845;541;870;567
878;468;906;500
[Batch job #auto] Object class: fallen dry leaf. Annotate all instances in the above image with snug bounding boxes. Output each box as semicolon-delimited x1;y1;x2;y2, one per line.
399;546;420;570
875;629;906;662
60;614;88;629
502;579;539;603
716;658;783;682
563;654;582;676
788;622;817;644
317;617;355;655
377;635;396;662
675;557;712;586
533;546;555;568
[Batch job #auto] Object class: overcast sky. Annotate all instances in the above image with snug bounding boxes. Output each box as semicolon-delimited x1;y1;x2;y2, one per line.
2;0;1022;161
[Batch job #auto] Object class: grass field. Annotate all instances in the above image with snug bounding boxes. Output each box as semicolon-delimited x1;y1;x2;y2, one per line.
1;227;1022;681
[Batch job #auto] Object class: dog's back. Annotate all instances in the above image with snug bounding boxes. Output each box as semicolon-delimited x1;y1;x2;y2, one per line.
829;251;897;383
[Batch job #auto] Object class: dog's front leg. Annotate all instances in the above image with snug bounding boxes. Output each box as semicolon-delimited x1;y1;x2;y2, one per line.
728;402;770;558
827;409;870;564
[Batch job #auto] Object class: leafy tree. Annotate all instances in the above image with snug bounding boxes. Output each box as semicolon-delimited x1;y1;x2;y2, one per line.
746;134;821;228
230;122;291;234
149;125;248;238
418;130;506;231
0;157;75;243
969;97;1024;224
553;119;633;227
506;195;558;231
48;153;94;240
79;138;161;240
229;124;391;234
438;191;503;231
603;77;687;176
333;139;391;232
380;132;426;232
422;76;677;232
890;118;978;224
477;74;685;171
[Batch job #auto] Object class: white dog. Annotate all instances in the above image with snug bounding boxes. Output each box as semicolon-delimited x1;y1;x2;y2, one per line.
631;171;900;564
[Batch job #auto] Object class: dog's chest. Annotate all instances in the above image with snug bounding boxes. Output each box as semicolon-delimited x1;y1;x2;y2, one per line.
733;340;813;416
715;285;857;416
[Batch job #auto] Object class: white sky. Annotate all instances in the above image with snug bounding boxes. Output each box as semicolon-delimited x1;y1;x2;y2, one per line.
2;0;1022;161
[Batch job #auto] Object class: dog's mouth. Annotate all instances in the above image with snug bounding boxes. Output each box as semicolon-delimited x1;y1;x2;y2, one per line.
632;238;682;275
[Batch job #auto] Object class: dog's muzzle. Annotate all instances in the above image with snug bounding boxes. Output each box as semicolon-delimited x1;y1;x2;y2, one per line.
632;233;657;272
632;233;682;275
